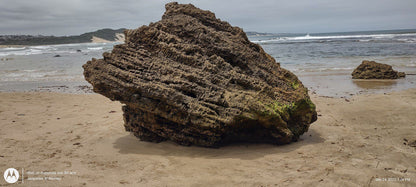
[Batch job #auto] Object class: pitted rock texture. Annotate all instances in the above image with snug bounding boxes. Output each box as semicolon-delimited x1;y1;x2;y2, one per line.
352;60;406;79
83;2;317;147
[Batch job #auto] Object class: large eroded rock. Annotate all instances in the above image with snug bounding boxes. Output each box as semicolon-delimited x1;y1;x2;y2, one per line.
352;60;405;79
83;2;317;147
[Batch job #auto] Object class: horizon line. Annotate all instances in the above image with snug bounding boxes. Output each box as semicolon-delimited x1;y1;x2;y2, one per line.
1;28;416;37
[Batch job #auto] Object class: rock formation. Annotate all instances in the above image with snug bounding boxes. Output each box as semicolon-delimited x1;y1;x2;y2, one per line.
352;60;406;79
83;2;317;147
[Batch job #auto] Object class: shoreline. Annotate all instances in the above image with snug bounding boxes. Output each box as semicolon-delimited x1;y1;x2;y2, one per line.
0;80;93;94
1;89;415;186
297;71;416;97
2;72;415;98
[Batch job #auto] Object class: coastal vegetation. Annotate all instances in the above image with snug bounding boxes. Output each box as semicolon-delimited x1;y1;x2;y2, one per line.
0;28;125;45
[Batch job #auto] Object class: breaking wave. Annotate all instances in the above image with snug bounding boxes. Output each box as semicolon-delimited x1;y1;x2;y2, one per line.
251;33;416;44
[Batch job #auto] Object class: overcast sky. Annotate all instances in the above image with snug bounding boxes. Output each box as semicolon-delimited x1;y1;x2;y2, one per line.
1;0;415;36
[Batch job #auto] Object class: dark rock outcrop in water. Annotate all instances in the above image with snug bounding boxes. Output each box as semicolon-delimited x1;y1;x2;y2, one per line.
83;2;317;147
352;60;406;79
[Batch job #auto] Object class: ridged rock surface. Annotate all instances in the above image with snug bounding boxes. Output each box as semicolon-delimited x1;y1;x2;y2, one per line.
83;2;317;147
352;60;406;79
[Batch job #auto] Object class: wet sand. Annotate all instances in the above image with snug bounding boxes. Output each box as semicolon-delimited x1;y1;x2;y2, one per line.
0;80;93;93
2;69;415;98
0;77;414;102
298;71;416;97
1;90;415;186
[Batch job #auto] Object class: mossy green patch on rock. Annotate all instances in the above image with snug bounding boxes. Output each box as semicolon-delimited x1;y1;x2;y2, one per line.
291;80;300;89
266;101;294;121
226;110;293;145
287;97;317;140
225;96;317;145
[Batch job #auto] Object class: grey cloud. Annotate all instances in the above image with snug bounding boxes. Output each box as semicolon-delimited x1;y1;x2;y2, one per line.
0;0;415;35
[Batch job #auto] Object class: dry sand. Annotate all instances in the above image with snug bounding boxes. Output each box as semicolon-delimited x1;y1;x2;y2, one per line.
91;36;113;43
0;45;25;48
0;90;415;186
91;34;125;43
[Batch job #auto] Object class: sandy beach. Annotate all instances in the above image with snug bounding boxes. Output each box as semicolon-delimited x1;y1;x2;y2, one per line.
1;90;415;186
1;0;416;186
0;45;26;48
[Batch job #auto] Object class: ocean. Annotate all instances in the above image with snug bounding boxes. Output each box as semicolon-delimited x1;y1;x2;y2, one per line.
0;42;118;93
1;29;416;96
250;29;416;73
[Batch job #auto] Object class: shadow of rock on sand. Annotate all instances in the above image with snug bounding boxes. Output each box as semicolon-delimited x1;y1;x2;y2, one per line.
113;128;324;160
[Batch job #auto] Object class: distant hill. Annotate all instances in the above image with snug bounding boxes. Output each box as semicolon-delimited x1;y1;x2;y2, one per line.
0;28;126;45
